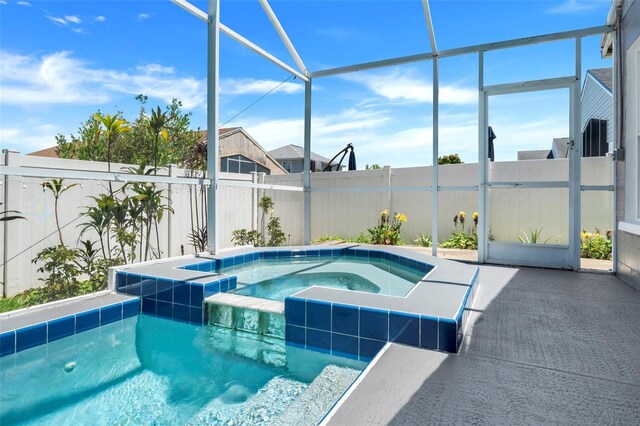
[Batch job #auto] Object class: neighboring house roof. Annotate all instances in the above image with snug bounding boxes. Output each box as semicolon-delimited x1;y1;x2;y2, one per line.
196;127;288;174
585;68;612;93
517;150;552;161
269;144;331;164
27;146;58;158
27;127;288;174
551;137;571;159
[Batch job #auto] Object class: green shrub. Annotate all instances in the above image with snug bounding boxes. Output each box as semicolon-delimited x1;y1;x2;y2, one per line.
440;231;478;250
232;197;287;247
581;229;612;260
414;232;432;247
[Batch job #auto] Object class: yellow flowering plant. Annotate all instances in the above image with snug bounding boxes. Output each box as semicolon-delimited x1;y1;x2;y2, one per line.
580;228;612;260
368;210;407;245
442;209;478;249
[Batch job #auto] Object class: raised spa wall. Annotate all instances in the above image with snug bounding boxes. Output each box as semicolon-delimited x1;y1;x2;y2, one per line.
113;245;479;360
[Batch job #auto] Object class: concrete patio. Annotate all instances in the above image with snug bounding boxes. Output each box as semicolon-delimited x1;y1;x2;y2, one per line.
326;265;640;424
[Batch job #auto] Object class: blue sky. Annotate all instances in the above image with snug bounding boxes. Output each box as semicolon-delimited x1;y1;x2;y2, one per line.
0;0;612;168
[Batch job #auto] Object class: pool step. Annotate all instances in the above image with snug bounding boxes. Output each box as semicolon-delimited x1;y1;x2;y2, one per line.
186;376;308;425
276;364;361;425
206;293;285;338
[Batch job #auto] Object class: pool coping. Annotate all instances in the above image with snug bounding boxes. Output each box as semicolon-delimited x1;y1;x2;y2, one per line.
0;292;140;357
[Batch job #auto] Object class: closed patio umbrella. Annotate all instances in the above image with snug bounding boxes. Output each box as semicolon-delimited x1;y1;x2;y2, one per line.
348;146;356;170
488;126;497;162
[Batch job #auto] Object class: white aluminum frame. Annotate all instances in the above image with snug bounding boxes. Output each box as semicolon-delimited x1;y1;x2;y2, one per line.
169;0;613;268
479;38;582;269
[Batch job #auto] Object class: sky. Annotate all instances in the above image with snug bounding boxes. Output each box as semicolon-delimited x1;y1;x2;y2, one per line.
0;0;613;168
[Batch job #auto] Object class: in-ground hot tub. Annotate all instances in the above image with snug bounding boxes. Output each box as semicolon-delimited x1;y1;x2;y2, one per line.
203;252;430;301
113;244;479;359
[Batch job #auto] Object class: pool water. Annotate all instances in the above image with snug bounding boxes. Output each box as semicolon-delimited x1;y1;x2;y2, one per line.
221;256;425;301
0;315;365;425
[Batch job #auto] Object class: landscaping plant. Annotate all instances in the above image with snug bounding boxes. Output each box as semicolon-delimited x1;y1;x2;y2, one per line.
232;196;287;247
580;229;612;260
368;210;407;245
440;211;479;249
517;228;551;244
414;232;433;247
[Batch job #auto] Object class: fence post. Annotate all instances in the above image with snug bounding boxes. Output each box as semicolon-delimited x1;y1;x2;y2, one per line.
167;164;177;258
383;166;392;213
2;149;20;298
251;172;258;231
257;172;266;235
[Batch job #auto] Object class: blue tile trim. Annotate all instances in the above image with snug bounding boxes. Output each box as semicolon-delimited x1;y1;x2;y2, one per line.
332;303;358;336
306;300;331;331
190;307;204;325
306;328;331;353
100;304;122;325
76;309;100;333
438;318;458;353
420;315;439;350
123;299;141;318
47;316;75;342
16;324;47;352
284;297;306;327
285;324;305;348
359;338;385;361
359;307;389;341
0;331;16;356
331;333;358;360
1;299;142;357
389;312;420;346
173;304;190;323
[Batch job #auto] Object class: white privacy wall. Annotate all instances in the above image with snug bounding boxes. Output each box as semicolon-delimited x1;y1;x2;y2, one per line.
0;154;612;296
265;158;613;245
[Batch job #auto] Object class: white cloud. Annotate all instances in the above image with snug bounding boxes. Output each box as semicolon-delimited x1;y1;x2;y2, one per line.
547;0;600;14
241;108;391;157
0;127;22;139
344;69;477;105
0;50;206;108
64;15;81;24
47;16;68;26
138;13;150;21
71;28;85;34
16;1;31;6
137;64;175;75
0;51;304;111
94;16;106;22
0;124;60;153
221;78;304;95
0;1;8;6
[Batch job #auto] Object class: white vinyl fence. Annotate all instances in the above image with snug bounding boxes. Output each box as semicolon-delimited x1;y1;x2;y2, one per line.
265;157;613;246
0;152;612;296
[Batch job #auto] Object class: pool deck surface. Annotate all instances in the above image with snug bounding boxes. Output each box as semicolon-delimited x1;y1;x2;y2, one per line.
0;291;136;332
325;264;640;424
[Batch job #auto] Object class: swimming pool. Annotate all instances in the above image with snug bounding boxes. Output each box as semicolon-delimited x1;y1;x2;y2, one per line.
220;256;425;301
0;315;365;425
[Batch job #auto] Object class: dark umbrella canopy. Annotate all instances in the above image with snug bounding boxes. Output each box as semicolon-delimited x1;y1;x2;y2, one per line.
488;126;497;162
348;147;357;170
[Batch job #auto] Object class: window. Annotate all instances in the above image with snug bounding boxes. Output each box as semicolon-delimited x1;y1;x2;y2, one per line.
582;118;608;157
220;154;270;175
282;161;292;173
